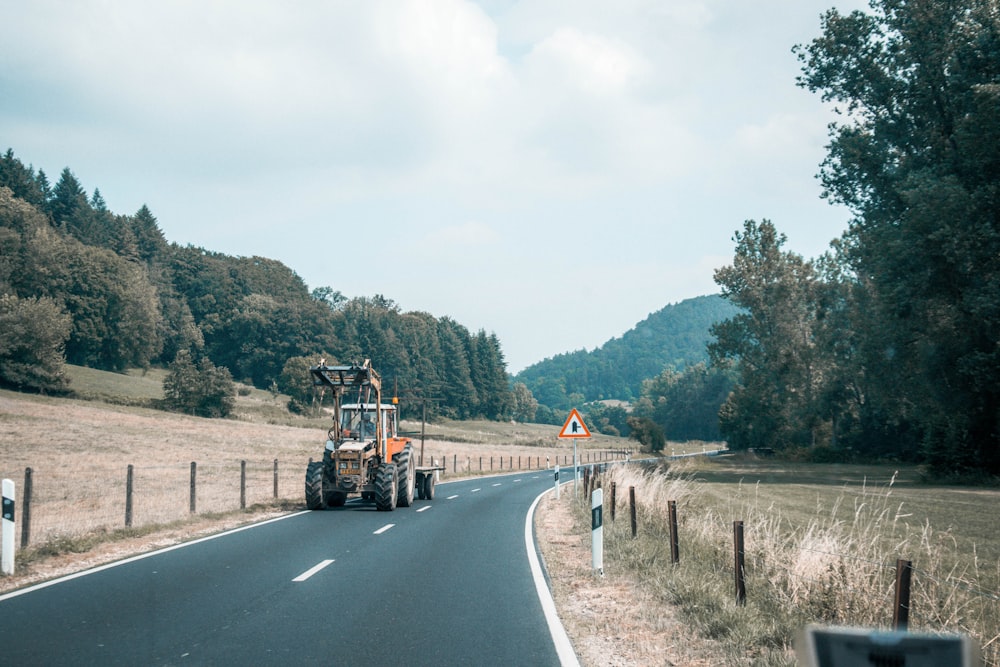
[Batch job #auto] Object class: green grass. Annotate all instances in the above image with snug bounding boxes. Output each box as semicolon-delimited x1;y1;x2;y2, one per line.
63;365;167;403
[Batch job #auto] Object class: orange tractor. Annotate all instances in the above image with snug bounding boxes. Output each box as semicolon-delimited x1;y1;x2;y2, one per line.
305;360;439;511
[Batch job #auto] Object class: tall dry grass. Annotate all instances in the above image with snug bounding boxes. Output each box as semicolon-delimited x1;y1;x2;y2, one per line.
574;461;999;666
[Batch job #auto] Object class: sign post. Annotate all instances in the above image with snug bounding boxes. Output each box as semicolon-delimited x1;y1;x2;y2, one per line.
558;408;591;494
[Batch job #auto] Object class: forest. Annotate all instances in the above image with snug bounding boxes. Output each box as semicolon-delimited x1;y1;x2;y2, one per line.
0;154;514;422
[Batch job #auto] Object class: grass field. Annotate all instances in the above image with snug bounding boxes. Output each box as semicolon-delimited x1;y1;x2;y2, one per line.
553;456;1000;666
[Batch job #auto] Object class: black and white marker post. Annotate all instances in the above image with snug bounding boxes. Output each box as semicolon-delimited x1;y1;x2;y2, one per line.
554;464;560;499
2;478;14;575
592;487;604;576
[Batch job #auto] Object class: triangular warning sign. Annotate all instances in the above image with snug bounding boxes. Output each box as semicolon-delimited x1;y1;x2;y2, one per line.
558;408;591;438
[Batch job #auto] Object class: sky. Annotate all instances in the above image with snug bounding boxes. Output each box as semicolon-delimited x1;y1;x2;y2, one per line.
1;0;866;373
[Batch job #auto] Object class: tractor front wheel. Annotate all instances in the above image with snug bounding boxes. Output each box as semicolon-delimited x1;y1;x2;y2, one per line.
305;461;326;510
395;445;416;508
374;463;398;511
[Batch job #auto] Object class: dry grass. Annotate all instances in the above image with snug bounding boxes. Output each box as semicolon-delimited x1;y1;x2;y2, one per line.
0;383;632;591
564;458;1000;666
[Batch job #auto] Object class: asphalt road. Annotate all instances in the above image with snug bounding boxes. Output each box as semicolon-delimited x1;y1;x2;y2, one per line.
0;469;577;666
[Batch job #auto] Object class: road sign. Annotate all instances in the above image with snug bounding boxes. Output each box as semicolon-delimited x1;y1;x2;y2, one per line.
558;408;591;439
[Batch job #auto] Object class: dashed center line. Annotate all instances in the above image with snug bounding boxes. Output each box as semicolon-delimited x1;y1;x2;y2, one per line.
417;506;431;512
446;494;459;500
492;483;502;487
514;479;522;483
471;488;481;493
373;524;395;535
293;559;334;582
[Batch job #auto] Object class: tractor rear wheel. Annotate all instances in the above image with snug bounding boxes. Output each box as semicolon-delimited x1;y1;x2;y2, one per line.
395;445;415;507
305;461;326;510
374;463;398;511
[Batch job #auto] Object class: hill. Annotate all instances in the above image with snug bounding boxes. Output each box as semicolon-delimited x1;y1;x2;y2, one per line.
514;294;739;411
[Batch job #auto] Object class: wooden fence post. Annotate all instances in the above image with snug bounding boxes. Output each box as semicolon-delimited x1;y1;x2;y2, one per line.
20;467;31;548
125;464;134;528
190;462;197;514
893;558;913;630
240;460;247;510
610;481;617;521
273;459;279;499
668;500;679;564
629;486;637;538
734;520;746;605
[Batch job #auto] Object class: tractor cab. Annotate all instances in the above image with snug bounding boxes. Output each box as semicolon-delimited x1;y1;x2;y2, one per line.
336;403;398;443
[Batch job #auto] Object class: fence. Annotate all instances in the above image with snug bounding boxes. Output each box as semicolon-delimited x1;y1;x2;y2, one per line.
4;449;632;551
420;449;630;474
6;459;305;549
575;462;999;665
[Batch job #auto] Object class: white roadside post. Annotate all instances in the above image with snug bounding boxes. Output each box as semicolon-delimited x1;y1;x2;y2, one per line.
554;464;560;499
592;487;603;576
2;478;15;575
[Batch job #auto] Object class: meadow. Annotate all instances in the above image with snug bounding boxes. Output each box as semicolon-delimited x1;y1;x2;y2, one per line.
545;457;1000;666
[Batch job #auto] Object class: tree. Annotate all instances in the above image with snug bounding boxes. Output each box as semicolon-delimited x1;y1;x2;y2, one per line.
626;416;665;453
796;0;1000;474
279;355;327;415
163;350;236;418
0;294;71;392
130;205;167;263
511;382;538;423
634;363;736;442
710;220;824;451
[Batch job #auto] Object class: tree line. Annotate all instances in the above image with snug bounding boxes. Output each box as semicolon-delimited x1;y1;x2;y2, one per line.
708;0;1000;477
0;152;518;421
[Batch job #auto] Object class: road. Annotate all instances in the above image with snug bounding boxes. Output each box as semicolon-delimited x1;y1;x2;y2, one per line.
0;470;578;666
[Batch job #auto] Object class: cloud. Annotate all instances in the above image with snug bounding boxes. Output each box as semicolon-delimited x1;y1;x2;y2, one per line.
0;0;861;373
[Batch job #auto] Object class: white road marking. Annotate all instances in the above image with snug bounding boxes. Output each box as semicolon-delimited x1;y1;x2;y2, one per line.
492;483;502;487
514;479;522;483
527;490;581;666
417;506;431;512
447;494;459;500
373;524;395;534
293;559;334;582
471;488;481;493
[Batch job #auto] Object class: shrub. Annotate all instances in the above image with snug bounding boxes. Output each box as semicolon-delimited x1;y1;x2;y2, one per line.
163;350;235;418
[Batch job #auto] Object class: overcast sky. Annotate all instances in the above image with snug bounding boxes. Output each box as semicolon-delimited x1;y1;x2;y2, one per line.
2;0;865;373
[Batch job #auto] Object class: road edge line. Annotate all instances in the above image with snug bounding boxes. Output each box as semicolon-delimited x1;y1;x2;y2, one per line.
526;486;581;667
0;510;311;602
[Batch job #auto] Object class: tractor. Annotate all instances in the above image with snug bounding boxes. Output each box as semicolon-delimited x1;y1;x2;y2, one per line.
304;360;437;511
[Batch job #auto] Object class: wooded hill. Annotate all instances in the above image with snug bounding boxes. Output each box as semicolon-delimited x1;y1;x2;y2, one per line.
515;295;738;410
0;150;513;421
